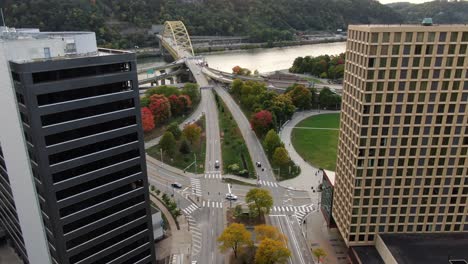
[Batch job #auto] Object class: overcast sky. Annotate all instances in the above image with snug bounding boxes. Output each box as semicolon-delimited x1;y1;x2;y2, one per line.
378;0;432;4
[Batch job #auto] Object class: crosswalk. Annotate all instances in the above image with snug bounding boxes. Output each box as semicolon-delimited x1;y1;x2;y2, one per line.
271;204;314;214
258;180;278;187
190;178;202;197
182;203;200;215
204;171;222;179
201;200;224;208
186;215;202;256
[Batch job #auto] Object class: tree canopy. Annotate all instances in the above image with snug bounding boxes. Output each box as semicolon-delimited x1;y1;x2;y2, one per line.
218;223;252;259
254;238;291;264
246;188;273;216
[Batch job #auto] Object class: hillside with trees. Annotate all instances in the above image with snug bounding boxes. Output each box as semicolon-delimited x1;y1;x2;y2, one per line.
2;0;401;48
388;1;468;24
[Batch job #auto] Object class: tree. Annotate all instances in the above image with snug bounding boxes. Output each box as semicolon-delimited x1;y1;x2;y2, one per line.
217;223;252;259
145;85;180;98
245;188;273;216
178;94;192;112
233;205;243;219
168;94;183;116
182;123;202;145
179;138;191;154
149;94;171;123
182;83;200;103
263;129;282;157
312;248;327;263
255;238;291;264
167;122;182;140
288;84;312;110
254;225;287;243
232;65;242;75
141;107;155;132
272;147;290;167
230;79;243;96
250;110;273;137
160;132;176;156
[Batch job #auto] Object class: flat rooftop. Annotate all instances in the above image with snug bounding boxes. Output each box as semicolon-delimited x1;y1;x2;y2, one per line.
349;24;468;32
380;233;468;264
351;246;384;264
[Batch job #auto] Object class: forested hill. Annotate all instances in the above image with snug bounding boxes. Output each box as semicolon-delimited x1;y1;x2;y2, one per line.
1;0;400;48
388;1;468;24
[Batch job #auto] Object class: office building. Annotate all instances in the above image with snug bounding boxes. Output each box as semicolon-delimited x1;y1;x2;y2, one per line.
333;24;468;246
0;27;155;263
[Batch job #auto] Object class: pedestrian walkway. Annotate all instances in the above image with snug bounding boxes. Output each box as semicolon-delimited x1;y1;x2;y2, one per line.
201;200;224;208
271;204;315;214
204;171;222;179
258;180;278;187
294;204;317;225
186;215;202;256
190;178;202;197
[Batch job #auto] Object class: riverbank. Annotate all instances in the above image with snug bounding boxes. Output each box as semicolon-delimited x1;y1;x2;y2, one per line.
135;36;346;59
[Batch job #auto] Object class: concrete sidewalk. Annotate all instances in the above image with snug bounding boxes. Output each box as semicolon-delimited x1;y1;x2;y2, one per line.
279;110;339;191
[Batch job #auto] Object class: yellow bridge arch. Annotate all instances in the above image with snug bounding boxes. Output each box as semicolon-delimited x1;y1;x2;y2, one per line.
161;21;194;58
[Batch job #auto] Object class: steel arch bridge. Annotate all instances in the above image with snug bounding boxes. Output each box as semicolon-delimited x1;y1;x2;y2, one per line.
160;21;194;59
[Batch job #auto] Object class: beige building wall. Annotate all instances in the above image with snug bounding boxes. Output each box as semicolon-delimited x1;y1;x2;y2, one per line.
333;24;468;246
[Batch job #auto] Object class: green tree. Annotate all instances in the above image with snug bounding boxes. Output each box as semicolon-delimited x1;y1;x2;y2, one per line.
182;123;202;145
312;248;327;263
218;223;252;259
233;205;243;219
182;83;200;103
231;79;243;96
179;138;191;154
263;129;282;157
272;147;290;167
145;85;180;98
255;238;291;264
288;84;312;110
160;132;176;156
167;122;182;140
246;188;273;216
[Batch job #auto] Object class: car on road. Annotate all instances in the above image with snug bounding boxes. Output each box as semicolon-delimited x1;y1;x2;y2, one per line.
171;182;182;189
225;193;238;200
215;160;220;169
256;161;262;167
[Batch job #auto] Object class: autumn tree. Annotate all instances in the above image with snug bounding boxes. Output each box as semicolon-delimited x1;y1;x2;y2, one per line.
168;94;183;116
182;123;202;145
250;110;273;137
232;65;242;75
167;122;182;140
254;238;291;264
254;225;287;243
149;94;171;123
272;147;290;167
263;129;282;157
217;223;252;259
287;84;312;110
246;188;273;217
140;107;155;132
160;131;176;156
178;94;192;112
312;248;327;263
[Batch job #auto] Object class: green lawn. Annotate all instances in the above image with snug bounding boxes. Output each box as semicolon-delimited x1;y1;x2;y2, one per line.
215;91;255;178
147;116;206;173
291;113;340;171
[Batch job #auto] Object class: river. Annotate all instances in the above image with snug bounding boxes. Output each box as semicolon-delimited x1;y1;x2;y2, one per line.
137;41;346;74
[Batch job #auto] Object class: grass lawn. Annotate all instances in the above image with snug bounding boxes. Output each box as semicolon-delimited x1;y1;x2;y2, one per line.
147;116;206;173
143;98;201;142
215;92;256;178
291;113;340;171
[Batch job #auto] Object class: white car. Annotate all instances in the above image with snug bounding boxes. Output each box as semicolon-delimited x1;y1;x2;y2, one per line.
215;160;220;169
225;193;238;200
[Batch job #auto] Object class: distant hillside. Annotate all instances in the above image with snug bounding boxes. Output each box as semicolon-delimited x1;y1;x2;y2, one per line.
1;0;402;49
389;0;468;24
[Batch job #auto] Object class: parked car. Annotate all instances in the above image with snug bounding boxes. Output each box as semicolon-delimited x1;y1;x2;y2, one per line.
215;160;220;169
171;182;182;189
225;193;238;200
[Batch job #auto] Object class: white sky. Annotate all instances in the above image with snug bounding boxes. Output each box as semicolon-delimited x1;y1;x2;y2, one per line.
378;0;432;3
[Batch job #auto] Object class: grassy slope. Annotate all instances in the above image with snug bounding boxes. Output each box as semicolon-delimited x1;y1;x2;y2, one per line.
291;113;340;171
216;92;255;178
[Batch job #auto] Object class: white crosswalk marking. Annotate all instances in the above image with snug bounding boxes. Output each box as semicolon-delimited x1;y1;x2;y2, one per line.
258;180;278;188
204;171;222;179
186;215;202;256
190;178;202;197
182;203;199;215
202;200;224;209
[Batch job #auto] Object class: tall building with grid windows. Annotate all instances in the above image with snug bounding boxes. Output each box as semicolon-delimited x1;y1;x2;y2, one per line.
333;24;468;247
0;27;156;264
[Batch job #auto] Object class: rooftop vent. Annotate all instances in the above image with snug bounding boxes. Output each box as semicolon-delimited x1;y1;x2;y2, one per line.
422;18;433;26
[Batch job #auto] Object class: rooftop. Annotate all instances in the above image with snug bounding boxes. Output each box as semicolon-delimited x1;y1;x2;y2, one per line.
349;24;468;32
380;233;468;264
350;246;384;264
